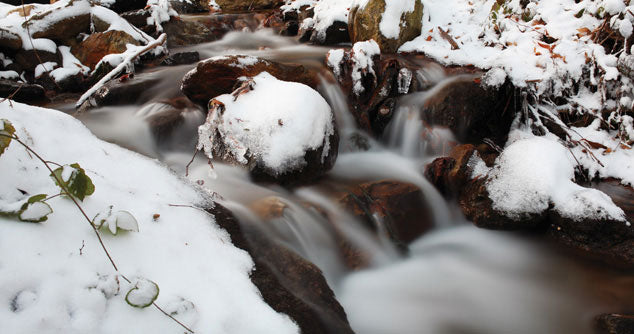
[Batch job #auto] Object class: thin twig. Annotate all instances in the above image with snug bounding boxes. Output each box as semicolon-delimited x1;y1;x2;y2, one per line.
21;0;61;90
153;302;195;333
75;33;167;108
185;149;198;177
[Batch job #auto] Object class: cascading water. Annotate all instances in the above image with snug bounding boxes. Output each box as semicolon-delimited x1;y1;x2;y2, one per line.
66;30;631;334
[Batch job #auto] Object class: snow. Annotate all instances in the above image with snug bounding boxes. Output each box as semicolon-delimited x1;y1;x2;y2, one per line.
297;0;352;42
34;62;57;78
197;72;334;175
125;278;159;308
486;133;626;222
326;48;345;79
0;100;299;334
0;52;14;67
350;40;381;95
19;201;53;222
146;0;178;33
377;0;417;39
0;70;19;80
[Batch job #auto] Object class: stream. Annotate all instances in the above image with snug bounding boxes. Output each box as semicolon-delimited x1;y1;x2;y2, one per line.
52;29;633;334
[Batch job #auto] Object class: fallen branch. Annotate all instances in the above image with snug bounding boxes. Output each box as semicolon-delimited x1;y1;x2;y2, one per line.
438;27;459;50
75;33;167;109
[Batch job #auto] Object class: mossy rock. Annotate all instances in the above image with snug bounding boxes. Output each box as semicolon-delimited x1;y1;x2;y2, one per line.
349;0;423;53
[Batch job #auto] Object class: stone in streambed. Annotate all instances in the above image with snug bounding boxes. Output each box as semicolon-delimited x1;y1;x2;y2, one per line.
348;0;423;53
596;313;634;334
71;30;140;70
215;0;285;12
338;179;434;247
0;79;46;103
208;204;355;334
196;72;338;185
181;55;319;107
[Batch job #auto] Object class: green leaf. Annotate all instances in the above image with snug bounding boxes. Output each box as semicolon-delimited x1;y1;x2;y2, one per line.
0;119;16;156
50;163;95;201
0;194;52;223
125;278;159;308
92;206;139;235
19;195;53;223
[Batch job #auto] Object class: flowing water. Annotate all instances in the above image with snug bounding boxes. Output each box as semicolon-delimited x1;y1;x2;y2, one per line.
56;30;632;334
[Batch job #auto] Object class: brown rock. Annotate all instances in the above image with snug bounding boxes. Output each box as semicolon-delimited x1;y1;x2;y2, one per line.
181;55;320;106
215;0;284;12
208;204;355;334
14;48;60;74
0;28;22;51
29;0;91;43
596;314;634;334
71;30;140;69
0;79;46;103
249;196;289;221
338;179;433;246
162;19;217;48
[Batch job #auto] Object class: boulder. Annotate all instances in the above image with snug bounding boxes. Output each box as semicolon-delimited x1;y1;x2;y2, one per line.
71;30;140;69
215;0;284;12
348;0;423;53
162;19;217;48
420;74;515;146
0;79;47;103
208;204;356;334
29;0;92;43
14;48;60;74
136;97;205;148
0;28;22;51
596;314;634;334
160;51;200;66
181;55;320;107
425;144;634;268
337;179;434;247
196;72;338;185
169;0;210;14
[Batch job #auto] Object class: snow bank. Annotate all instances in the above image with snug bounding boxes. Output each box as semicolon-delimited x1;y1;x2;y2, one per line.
197;72;334;175
486;132;626;222
400;1;632;102
0;100;299;334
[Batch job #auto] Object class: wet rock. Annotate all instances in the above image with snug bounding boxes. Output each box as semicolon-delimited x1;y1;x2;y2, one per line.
349;0;423;53
426;145;634;268
208;204;356;334
0;28;22;51
76;71;162;111
596;313;634;334
136;97;205;147
34;70;85;93
160;51;200;66
169;0;210;14
0;79;47;103
162;19;217;48
338;179;434;247
420;74;515;145
181;55;320;107
71;30;140;69
120;9;152;33
307;20;350;45
97;0;147;14
215;0;284;12
249;196;289;221
14;49;60;74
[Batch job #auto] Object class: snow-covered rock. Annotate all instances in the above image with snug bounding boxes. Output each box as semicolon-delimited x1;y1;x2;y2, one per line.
0;100;300;333
197;72;338;184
